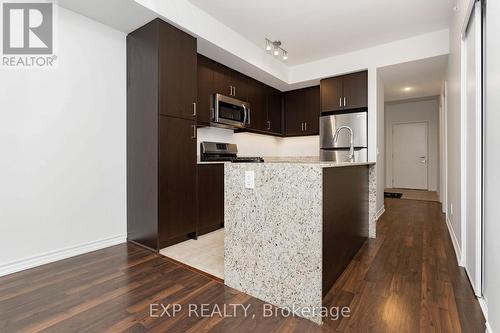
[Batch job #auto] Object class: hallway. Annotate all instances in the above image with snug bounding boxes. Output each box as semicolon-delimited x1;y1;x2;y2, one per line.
323;198;485;332
0;199;485;332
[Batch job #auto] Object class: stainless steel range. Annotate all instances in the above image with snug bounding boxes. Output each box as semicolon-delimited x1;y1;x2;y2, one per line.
200;142;264;163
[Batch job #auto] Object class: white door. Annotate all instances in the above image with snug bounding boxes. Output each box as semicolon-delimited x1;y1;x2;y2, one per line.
463;0;482;296
392;122;428;189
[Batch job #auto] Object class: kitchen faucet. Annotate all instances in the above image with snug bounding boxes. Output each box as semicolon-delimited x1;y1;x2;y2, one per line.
333;126;354;162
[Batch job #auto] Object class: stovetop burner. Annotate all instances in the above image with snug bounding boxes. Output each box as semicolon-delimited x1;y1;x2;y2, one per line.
231;157;265;163
200;142;264;163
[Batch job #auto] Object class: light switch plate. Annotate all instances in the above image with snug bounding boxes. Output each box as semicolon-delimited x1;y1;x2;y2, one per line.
244;170;255;189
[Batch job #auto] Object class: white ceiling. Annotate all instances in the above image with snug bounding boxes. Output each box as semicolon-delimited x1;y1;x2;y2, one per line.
58;0;156;33
187;0;453;65
378;55;448;101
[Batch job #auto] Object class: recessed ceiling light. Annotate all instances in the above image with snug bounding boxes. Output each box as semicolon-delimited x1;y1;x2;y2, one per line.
403;87;412;91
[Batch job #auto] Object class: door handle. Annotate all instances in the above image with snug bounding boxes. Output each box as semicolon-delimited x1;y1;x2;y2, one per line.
229;86;233;96
192;125;197;139
344;97;346;107
339;97;342;107
192;102;197;117
233;86;236;96
242;104;248;125
267;120;271;130
304;122;307;131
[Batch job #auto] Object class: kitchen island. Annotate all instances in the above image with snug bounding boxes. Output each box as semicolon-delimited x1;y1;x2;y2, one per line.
224;161;376;324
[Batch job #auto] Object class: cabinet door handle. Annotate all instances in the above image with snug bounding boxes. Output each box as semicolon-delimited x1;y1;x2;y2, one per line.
192;125;197;139
344;97;346;107
192;102;197;117
267;121;271;130
339;97;342;107
233;86;236;96
301;122;304;131
304;122;307;131
229;86;233;96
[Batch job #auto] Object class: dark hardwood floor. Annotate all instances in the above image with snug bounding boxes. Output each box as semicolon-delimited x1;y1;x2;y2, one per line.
0;199;485;332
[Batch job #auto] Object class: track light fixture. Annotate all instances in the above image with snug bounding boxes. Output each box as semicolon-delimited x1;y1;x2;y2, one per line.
265;39;272;51
265;38;288;61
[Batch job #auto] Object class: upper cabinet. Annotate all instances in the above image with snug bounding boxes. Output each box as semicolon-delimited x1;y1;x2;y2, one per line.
266;87;283;135
320;76;343;112
320;71;368;113
197;55;214;125
196;54;283;135
342;71;368;110
284;86;320;136
158;21;197;120
247;80;268;132
211;59;249;101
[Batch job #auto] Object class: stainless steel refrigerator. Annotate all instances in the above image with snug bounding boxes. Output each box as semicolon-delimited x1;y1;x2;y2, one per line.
320;112;368;162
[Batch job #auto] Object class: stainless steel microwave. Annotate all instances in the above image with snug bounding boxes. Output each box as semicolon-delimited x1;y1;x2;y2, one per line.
211;93;250;129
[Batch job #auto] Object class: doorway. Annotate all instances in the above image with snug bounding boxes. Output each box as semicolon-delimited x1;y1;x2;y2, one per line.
392;122;429;190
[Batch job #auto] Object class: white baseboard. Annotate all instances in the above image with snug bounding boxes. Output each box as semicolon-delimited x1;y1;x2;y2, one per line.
486;321;493;333
478;297;492;333
445;215;463;266
376;206;385;220
0;234;127;277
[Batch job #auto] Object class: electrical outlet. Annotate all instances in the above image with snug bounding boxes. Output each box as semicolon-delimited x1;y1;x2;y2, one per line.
245;170;255;189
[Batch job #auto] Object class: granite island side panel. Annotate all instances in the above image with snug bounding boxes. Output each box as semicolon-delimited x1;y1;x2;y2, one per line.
224;162;376;324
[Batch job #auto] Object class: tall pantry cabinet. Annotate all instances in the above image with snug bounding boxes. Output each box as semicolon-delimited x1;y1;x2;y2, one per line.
127;18;198;251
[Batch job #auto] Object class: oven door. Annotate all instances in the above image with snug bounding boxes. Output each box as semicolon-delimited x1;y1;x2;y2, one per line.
212;94;250;128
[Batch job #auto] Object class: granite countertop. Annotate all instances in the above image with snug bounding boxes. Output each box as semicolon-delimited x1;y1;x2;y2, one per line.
197;155;375;167
256;161;376;168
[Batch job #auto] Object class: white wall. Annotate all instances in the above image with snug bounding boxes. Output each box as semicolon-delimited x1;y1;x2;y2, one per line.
385;98;440;191
483;0;500;330
445;0;469;257
0;7;127;276
197;127;319;157
376;73;385;214
439;83;447;209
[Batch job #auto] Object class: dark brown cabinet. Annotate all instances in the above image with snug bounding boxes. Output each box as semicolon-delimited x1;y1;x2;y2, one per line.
158;21;197;120
320;70;368;113
247;81;268;131
266;87;283;134
231;71;250;102
342;71;368;110
196;54;283;135
127;18;198;251
197;55;214;125
211;60;249;101
197;164;224;236
284;86;320;136
320;76;343;112
158;116;197;248
212;60;234;98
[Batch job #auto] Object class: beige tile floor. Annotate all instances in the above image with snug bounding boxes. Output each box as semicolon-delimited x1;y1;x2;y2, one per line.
160;229;224;279
385;188;440;202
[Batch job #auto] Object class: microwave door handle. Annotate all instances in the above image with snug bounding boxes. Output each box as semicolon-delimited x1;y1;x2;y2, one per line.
242;104;248;125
